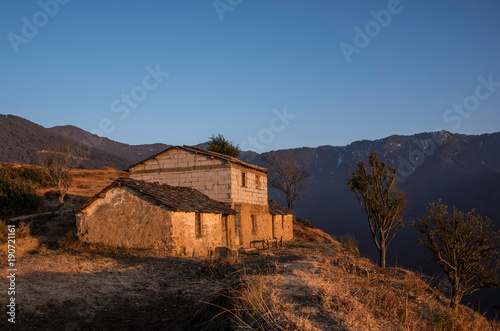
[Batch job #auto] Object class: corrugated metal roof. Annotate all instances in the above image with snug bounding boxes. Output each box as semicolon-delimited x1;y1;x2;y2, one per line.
77;178;236;215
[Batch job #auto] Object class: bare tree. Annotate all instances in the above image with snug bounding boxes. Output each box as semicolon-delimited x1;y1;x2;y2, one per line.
347;151;407;268
38;140;81;204
414;200;500;309
262;151;307;210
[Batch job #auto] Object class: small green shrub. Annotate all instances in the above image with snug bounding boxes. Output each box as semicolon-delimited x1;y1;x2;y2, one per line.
20;167;51;187
0;165;51;190
0;165;43;216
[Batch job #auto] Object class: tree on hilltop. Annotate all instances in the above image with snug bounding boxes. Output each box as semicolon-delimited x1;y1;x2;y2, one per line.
207;134;241;157
347;151;408;268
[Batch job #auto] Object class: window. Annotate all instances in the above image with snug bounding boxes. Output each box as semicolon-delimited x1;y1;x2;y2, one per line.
255;175;260;189
195;213;202;238
251;214;257;235
281;215;285;229
241;172;247;187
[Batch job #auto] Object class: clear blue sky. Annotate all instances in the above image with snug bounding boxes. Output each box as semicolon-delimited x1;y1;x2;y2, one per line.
1;0;499;152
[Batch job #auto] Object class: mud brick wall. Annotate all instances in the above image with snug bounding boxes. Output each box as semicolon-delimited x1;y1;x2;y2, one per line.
76;187;174;251
76;186;235;256
170;212;235;256
236;204;271;248
270;214;294;242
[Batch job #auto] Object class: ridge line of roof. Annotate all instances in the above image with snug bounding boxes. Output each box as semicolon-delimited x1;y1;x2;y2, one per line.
127;145;267;173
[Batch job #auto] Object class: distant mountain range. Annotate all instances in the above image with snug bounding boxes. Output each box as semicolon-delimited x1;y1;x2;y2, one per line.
0;114;168;169
1;113;499;314
244;131;500;268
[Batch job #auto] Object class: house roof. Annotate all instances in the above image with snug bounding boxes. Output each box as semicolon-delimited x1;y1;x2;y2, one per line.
268;199;294;215
77;178;236;215
127;145;268;173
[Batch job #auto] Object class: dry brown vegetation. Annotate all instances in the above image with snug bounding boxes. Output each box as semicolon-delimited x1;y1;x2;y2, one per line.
198;241;498;331
40;166;128;212
1;235;498;330
66;167;129;198
0;166;498;330
293;219;339;244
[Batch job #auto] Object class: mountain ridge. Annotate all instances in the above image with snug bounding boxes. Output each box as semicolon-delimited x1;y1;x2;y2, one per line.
0;114;132;169
48;124;171;164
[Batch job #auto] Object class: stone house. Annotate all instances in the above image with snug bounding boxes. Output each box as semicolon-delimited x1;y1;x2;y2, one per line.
76;145;294;255
76;178;236;256
128;145;294;248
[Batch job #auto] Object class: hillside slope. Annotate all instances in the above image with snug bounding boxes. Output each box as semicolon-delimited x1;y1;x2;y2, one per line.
0;115;132;170
49;125;170;164
1;237;496;330
293;220;338;244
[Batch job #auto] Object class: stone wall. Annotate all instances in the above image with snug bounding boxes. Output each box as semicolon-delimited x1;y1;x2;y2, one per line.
130;148;269;206
130;149;233;203
76;187;174;251
230;164;268;206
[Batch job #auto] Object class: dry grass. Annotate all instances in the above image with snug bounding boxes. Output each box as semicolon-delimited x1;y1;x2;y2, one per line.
34;167;128;212
0;241;211;330
198;241;499;331
66;168;128;198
